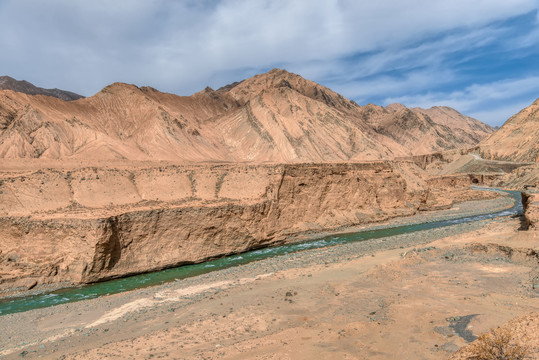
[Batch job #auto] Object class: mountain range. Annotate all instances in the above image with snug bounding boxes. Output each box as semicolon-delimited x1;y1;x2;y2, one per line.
0;76;84;101
0;69;496;162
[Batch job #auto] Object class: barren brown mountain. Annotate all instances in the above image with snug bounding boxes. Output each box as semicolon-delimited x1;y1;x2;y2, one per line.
2;71;538;360
0;69;492;162
0;76;84;101
479;98;539;162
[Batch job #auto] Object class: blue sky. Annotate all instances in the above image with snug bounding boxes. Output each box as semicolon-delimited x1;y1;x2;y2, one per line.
1;0;538;126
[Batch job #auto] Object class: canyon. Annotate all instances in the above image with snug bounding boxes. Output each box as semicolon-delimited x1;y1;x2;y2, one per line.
0;159;502;293
0;193;536;359
0;70;538;359
0;69;507;293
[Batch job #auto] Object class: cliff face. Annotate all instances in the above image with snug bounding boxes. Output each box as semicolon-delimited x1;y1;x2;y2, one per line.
522;192;539;230
0;161;492;290
0;69;492;162
479;98;539;163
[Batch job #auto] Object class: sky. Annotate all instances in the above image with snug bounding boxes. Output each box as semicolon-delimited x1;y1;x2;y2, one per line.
1;0;538;126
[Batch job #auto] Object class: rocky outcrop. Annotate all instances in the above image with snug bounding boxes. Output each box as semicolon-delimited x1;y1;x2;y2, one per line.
426;173;504;189
398;152;447;170
0;161;496;292
522;192;539;230
502;164;539;190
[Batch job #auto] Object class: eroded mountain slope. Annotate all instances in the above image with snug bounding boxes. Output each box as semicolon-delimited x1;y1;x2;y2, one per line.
0;69;493;162
479;98;539;162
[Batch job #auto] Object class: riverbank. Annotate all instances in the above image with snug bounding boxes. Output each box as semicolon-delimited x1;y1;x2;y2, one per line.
0;194;537;359
0;189;513;302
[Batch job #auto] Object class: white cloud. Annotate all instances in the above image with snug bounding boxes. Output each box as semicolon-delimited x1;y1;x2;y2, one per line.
0;0;538;126
330;69;456;101
0;0;537;94
293;24;510;102
467;100;536;126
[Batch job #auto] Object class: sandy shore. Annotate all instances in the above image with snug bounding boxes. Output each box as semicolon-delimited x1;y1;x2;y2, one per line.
0;195;537;359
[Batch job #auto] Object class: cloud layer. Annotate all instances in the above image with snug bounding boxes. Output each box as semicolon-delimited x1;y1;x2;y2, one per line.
1;0;538;125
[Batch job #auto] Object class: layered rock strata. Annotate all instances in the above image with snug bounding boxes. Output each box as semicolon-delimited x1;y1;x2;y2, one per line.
0;161;497;292
522;192;539;230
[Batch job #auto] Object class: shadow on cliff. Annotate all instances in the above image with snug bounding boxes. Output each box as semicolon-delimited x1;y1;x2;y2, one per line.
87;217;122;278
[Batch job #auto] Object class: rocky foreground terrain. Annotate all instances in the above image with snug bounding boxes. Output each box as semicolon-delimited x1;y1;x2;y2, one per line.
0;195;537;359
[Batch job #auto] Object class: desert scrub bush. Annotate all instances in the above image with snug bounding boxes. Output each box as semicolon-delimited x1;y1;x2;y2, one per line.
467;326;529;360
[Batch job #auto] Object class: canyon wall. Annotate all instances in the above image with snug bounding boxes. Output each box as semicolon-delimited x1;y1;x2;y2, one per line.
522;192;539;230
0;161;498;292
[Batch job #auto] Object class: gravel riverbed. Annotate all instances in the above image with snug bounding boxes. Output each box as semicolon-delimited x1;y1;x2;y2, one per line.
0;193;520;358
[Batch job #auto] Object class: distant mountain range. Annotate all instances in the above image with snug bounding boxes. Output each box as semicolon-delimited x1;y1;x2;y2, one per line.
0;76;83;101
0;69;495;161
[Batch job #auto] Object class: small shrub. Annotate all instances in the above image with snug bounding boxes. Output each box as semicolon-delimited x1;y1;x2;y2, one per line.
467;326;529;360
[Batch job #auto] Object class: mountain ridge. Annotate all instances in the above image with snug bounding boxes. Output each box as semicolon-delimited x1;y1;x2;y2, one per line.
479;97;539;162
0;75;84;101
0;69;493;162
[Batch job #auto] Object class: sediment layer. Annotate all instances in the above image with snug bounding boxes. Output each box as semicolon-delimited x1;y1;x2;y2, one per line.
0;161;501;292
523;192;539;230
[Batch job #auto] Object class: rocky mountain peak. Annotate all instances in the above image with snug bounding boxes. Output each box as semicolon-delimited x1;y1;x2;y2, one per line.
479;97;538;162
99;82;141;95
385;103;407;112
223;69;358;113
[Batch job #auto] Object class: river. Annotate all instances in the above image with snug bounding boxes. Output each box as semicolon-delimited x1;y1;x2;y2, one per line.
0;188;523;316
